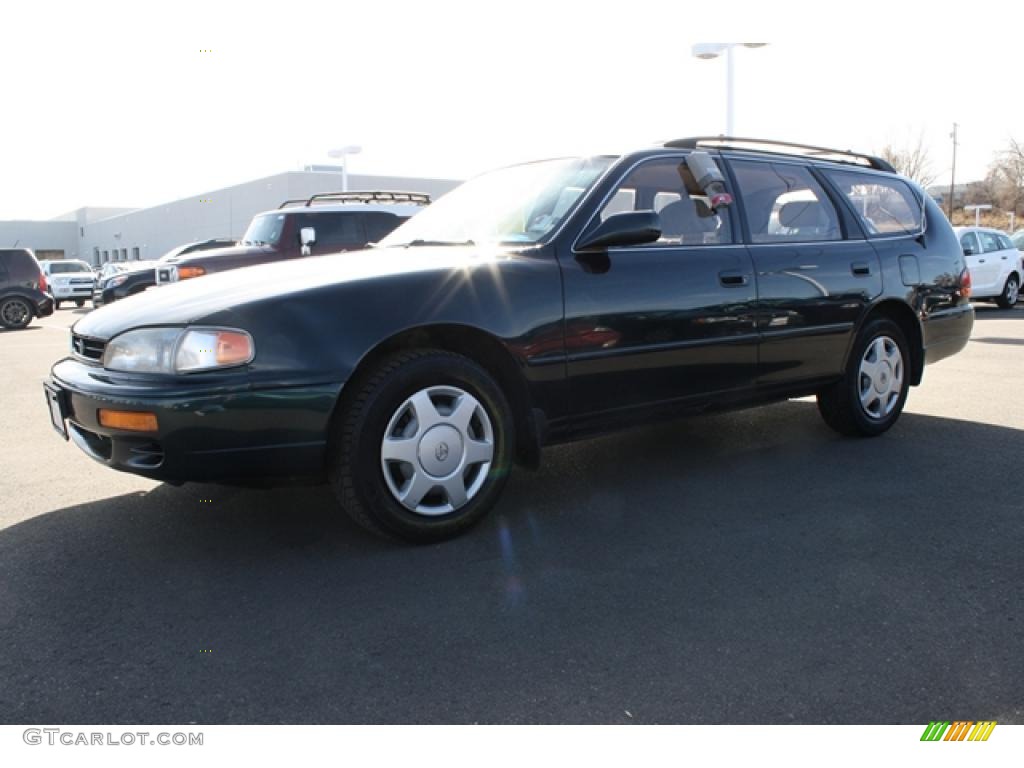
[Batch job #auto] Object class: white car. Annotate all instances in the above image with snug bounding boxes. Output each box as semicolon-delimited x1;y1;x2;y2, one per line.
954;227;1021;308
39;259;96;309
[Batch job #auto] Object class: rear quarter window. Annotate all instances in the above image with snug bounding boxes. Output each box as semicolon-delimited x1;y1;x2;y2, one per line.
824;170;923;237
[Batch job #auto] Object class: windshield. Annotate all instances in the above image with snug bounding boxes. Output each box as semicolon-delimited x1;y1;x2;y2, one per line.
48;261;92;274
242;213;286;245
379;157;615;247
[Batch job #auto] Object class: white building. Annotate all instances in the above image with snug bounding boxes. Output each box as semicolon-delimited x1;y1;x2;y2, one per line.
0;170;461;265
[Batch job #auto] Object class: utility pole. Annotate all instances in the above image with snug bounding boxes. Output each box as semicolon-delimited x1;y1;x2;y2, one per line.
948;123;959;221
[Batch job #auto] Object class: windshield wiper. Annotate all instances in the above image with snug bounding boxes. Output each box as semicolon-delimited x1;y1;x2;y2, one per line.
403;239;475;248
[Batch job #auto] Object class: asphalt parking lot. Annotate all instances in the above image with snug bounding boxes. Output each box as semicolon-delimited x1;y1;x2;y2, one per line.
0;305;1021;725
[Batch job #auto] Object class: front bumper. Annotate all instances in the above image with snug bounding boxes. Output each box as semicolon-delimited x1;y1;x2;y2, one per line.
52;284;95;300
48;357;344;484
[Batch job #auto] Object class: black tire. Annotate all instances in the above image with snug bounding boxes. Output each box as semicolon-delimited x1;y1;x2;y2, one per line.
995;274;1019;309
54;300;62;310
328;349;515;542
0;297;34;329
817;317;910;437
75;299;85;307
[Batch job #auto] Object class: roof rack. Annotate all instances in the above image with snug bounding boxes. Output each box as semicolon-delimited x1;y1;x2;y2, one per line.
278;190;432;209
663;136;896;173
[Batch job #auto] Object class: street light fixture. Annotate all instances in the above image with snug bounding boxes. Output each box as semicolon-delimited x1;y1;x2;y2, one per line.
327;145;363;191
691;43;768;136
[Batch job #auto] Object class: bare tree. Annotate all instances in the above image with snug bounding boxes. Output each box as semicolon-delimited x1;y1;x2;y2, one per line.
878;132;938;188
989;137;1024;218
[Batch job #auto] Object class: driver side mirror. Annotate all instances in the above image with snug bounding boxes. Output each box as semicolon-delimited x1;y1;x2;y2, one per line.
962;245;974;256
300;226;316;256
576;211;661;251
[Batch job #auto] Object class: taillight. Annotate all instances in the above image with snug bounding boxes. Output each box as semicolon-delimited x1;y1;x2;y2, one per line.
38;271;48;293
960;267;971;299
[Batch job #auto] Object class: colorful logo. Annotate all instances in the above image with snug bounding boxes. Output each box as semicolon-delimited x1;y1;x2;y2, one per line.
920;721;997;741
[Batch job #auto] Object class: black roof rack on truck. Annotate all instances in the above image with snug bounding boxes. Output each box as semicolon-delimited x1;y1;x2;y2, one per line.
278;191;432;209
663;136;897;174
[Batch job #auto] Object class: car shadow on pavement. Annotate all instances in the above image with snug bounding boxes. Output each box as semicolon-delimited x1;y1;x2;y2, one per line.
0;401;1021;725
0;326;42;334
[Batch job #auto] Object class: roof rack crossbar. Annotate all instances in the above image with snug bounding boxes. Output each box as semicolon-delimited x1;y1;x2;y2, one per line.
663;136;896;173
278;190;432;209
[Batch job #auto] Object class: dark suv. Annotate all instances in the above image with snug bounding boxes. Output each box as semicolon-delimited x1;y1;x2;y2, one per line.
46;138;973;542
155;191;429;285
1;248;54;329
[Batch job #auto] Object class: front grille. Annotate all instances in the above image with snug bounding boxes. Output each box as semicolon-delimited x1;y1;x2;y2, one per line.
69;278;93;285
72;333;106;362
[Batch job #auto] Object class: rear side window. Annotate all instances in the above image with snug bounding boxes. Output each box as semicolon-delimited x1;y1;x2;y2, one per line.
730;160;841;243
997;234;1014;251
979;231;1002;253
294;213;365;246
825;170;923;236
0;249;36;280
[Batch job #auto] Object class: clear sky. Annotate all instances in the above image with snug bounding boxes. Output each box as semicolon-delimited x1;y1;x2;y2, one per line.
3;0;1022;220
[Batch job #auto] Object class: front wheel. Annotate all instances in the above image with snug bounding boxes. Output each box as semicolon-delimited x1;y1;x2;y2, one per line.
0;297;34;329
995;274;1019;309
328;349;514;542
75;299;85;307
54;300;62;310
817;318;910;437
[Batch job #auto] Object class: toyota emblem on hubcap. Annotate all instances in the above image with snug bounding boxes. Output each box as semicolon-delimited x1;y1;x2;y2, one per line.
435;442;449;462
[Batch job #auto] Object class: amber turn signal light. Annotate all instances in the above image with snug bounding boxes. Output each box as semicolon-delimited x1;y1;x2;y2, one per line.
98;409;159;432
177;266;207;280
215;331;254;366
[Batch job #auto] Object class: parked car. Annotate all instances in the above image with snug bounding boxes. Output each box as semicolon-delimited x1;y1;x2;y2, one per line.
92;261;160;307
0;248;54;329
95;263;128;282
154;192;429;285
40;259;96;309
954;226;1022;308
158;238;237;263
46;138;973;542
1010;229;1024;251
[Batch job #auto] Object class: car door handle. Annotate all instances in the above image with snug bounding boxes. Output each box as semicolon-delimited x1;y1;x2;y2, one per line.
851;262;871;276
718;271;748;287
978;258;986;263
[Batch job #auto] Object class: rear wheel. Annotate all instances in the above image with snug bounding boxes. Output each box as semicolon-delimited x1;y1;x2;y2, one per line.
995;274;1019;309
328;349;514;542
0;297;34;329
54;300;62;310
817;317;910;437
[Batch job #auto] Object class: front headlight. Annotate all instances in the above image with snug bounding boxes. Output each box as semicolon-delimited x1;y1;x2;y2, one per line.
102;327;254;373
106;275;129;288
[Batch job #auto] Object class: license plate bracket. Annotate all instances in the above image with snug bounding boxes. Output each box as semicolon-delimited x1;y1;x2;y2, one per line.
44;382;69;440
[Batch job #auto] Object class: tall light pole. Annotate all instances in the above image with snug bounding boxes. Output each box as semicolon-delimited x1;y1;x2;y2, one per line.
692;43;768;136
328;145;363;191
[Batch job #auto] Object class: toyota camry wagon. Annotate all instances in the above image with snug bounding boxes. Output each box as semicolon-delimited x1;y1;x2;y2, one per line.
45;137;974;541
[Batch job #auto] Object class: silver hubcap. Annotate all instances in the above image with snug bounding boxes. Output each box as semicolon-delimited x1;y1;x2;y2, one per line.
858;335;903;420
1007;278;1019;305
1;300;29;326
380;385;494;516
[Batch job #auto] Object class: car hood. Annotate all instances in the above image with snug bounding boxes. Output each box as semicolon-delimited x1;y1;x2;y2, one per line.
164;244;273;264
73;245;520;340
